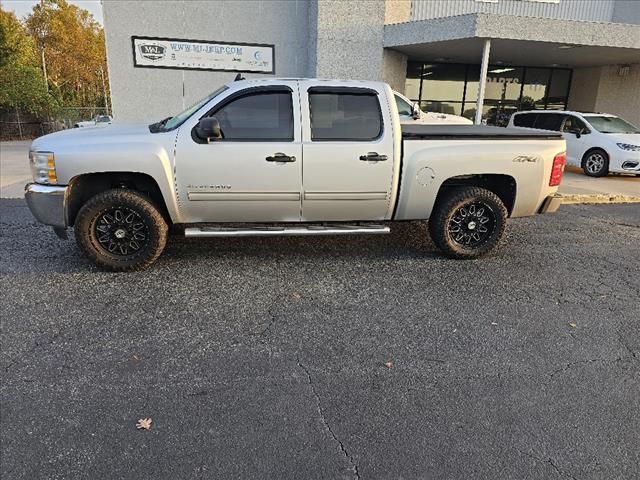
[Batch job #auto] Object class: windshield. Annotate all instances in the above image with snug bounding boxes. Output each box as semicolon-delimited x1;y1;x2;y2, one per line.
585;116;639;134
150;86;228;132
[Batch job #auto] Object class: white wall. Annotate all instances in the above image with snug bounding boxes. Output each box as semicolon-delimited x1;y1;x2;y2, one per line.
103;0;310;122
569;64;640;126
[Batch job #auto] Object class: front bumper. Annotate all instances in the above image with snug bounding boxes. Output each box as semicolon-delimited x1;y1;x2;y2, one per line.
538;193;563;214
24;183;68;234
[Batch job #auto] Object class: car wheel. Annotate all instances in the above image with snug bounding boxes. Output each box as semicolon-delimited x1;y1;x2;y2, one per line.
429;187;507;259
74;189;168;271
581;149;609;177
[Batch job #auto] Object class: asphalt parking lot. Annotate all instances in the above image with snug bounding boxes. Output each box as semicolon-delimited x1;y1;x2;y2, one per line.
1;199;639;479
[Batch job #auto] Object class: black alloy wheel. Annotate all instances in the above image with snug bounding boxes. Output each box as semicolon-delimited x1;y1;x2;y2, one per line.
429;186;507;259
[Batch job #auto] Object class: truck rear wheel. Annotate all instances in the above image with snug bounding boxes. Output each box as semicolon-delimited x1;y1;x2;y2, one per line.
429;187;507;259
74;189;168;271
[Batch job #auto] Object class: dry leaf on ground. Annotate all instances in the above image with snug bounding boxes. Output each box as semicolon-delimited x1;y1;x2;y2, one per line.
136;418;152;430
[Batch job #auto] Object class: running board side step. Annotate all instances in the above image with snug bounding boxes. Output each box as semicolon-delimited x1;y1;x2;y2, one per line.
184;224;390;238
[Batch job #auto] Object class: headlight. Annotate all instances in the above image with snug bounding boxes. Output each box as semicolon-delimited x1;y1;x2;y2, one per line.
29;151;57;184
616;143;640;152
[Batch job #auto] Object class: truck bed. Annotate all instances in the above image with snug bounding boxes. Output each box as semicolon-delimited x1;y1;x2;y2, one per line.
402;124;563;141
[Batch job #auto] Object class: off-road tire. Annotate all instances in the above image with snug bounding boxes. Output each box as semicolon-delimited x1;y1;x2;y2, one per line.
581;149;609;177
429;187;507;259
74;189;168;271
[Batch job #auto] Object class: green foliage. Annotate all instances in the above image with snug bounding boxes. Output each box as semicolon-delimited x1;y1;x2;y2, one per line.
0;0;109;120
0;63;59;116
0;9;37;68
0;8;56;116
26;0;109;109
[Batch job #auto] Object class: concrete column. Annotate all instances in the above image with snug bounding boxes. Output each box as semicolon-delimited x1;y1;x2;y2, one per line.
475;39;491;125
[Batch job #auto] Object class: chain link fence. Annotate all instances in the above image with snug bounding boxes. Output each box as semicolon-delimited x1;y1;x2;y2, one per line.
0;107;111;141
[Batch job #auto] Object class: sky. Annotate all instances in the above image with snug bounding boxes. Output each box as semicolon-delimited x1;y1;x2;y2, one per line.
1;0;104;24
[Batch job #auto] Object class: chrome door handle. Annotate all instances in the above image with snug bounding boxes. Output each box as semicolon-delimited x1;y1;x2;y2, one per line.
266;153;296;162
359;152;388;162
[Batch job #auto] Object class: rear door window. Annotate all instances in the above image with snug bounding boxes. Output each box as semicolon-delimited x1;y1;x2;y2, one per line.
308;91;382;141
513;113;537;128
534;113;564;131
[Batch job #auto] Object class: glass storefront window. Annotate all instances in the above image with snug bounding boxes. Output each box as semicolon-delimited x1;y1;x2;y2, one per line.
420;64;467;101
405;62;422;102
420;101;463;116
404;61;571;125
484;67;524;103
546;69;571;110
520;68;549;110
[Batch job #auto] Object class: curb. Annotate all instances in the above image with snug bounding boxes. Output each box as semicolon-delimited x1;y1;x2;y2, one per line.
560;194;640;205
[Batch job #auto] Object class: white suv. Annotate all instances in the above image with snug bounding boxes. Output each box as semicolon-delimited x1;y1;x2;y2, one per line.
508;110;640;177
394;92;473;126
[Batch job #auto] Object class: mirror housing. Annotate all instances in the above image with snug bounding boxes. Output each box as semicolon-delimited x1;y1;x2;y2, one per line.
412;103;421;120
195;117;222;142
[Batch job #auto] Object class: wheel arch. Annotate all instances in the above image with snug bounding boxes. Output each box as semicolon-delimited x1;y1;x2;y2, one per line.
67;172;172;227
434;174;517;216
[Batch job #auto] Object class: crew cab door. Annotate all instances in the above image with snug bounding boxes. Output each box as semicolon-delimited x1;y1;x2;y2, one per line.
299;82;397;221
174;83;302;223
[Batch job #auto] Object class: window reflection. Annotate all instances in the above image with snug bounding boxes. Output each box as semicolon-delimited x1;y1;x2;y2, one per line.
405;61;572;125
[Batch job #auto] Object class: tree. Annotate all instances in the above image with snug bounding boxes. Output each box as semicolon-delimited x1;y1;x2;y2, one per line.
25;0;109;110
0;8;57;117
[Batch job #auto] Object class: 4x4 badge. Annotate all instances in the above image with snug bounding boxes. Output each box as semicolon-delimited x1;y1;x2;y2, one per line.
513;155;538;163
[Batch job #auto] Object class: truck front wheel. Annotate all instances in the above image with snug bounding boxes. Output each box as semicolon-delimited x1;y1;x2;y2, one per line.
74;189;168;271
429;187;507;259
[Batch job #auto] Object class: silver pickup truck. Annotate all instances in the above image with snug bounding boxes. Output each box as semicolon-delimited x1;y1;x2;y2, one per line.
25;79;565;271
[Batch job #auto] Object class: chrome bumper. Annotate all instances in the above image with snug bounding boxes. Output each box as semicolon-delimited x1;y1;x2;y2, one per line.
24;183;68;235
538;193;563;214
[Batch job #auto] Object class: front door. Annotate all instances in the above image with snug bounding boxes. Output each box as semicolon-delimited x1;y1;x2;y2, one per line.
298;82;397;221
175;83;302;223
561;115;591;167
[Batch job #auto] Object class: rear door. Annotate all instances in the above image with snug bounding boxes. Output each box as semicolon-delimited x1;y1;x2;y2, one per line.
298;82;396;221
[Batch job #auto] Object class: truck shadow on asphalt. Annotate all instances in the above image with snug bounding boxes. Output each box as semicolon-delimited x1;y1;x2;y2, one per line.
4;204;451;274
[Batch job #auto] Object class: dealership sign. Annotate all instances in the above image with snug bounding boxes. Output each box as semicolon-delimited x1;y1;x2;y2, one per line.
132;36;275;74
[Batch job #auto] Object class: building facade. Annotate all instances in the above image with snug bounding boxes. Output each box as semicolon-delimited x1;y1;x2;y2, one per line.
104;0;640;126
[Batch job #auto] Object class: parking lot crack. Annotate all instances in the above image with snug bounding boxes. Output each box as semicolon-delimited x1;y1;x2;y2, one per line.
297;358;360;480
548;358;623;380
514;447;578;480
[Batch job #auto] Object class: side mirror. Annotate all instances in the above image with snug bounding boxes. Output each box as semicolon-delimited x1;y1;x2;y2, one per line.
195;117;222;142
412;103;421;120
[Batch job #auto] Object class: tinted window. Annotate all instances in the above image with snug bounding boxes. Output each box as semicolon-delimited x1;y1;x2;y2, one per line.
395;94;413;116
212;92;293;141
513;113;537;128
309;92;382;141
562;116;589;134
534;113;564;131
